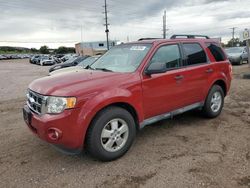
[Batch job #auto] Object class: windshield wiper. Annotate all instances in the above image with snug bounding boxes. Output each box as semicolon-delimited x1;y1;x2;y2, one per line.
85;65;95;70
95;68;113;72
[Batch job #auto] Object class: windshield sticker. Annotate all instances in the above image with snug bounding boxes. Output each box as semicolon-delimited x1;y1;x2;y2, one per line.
130;46;147;51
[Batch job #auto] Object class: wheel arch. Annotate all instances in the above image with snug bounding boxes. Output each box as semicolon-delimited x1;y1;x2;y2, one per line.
212;79;227;96
88;101;140;129
81;100;142;148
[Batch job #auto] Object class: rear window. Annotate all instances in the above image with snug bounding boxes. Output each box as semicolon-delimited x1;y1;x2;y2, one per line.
183;43;207;66
206;43;226;62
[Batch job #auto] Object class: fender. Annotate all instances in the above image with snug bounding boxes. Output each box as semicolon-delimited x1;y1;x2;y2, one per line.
76;87;144;146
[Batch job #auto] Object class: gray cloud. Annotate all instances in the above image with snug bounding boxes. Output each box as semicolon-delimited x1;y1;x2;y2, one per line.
0;0;249;48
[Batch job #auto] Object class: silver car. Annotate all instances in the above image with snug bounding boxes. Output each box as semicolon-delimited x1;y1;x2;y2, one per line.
225;47;248;65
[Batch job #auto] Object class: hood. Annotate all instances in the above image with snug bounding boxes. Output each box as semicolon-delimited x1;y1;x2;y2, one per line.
29;70;133;97
49;66;84;76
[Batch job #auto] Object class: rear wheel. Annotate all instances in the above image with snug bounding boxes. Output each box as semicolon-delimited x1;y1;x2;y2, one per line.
86;107;136;161
203;85;224;118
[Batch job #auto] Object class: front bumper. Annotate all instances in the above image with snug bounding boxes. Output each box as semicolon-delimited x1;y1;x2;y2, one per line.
228;56;241;64
23;105;85;151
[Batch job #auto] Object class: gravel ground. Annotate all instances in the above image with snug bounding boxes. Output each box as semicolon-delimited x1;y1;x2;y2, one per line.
0;59;249;188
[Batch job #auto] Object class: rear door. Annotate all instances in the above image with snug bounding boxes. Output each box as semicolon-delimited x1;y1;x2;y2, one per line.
180;43;212;105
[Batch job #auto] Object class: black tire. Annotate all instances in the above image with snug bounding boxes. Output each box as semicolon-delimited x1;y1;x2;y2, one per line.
86;106;136;161
238;58;243;65
203;85;224;118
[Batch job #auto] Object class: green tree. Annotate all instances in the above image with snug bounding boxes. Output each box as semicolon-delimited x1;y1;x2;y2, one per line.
39;45;49;54
226;38;246;47
31;48;38;53
55;46;75;54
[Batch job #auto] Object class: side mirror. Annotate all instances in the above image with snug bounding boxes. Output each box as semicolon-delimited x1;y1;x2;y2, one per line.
145;63;166;75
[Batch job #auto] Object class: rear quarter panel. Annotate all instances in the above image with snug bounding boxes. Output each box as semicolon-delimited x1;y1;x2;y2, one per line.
201;41;232;97
206;61;232;97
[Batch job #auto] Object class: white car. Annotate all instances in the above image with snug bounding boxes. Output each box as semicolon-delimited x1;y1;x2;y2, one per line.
40;59;55;66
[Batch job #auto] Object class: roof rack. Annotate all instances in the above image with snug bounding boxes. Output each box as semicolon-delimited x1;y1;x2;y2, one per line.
170;34;210;39
138;38;162;41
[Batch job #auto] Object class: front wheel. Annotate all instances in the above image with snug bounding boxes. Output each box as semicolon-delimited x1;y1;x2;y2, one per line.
86;107;136;161
203;85;224;118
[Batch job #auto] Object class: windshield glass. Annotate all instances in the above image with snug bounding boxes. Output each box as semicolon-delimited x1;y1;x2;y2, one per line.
78;56;99;67
225;47;243;53
64;57;77;64
91;44;152;73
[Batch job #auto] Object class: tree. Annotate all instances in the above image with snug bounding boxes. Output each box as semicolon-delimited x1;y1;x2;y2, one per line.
31;48;38;53
226;38;246;47
39;45;49;54
55;46;75;54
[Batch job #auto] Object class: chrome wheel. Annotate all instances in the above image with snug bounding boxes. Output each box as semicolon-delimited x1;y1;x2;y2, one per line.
101;118;129;152
210;91;222;113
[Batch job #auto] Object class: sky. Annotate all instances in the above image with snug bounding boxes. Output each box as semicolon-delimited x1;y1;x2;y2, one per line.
0;0;250;49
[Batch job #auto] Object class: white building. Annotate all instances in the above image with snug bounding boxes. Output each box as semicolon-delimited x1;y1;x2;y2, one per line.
75;41;119;56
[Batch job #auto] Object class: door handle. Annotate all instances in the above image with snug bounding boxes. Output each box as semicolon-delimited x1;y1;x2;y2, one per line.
175;75;184;80
206;68;213;73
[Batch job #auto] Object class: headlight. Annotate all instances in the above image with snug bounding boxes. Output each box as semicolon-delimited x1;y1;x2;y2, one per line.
46;96;76;114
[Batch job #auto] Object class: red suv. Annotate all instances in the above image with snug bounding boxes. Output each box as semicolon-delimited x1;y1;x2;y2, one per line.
23;35;232;161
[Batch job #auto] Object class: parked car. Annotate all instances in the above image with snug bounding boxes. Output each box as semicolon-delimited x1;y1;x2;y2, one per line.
55;54;65;59
23;35;232;161
0;55;7;60
35;55;50;65
225;47;248;65
40;59;56;66
49;56;88;72
60;54;78;62
30;55;41;64
52;55;64;64
49;56;100;76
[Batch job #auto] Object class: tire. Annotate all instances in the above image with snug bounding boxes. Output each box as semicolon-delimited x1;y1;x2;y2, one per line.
202;85;224;118
86;106;136;161
238;58;243;65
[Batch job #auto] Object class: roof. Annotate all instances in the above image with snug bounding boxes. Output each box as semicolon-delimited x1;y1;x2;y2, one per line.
127;38;220;46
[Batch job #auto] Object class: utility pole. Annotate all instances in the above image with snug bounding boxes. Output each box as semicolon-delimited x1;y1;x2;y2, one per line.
103;0;110;50
163;10;166;39
230;27;237;47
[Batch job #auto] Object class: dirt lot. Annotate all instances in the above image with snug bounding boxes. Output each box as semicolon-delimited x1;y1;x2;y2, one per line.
0;59;249;188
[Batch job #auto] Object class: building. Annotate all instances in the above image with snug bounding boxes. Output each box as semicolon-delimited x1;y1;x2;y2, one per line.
75;41;119;56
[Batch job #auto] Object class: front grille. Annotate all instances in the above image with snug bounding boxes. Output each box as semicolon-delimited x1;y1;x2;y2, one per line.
26;90;46;115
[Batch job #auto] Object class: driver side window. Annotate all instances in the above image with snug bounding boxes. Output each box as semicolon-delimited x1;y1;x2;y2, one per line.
150;44;181;69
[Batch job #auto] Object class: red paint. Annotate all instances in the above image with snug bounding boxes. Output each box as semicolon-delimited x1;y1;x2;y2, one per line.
24;38;232;151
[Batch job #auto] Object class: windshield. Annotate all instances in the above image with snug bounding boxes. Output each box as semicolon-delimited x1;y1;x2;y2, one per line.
90;44;152;73
64;57;77;64
225;47;243;54
78;56;99;67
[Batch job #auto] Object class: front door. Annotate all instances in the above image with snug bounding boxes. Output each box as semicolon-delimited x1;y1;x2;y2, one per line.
142;44;187;119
